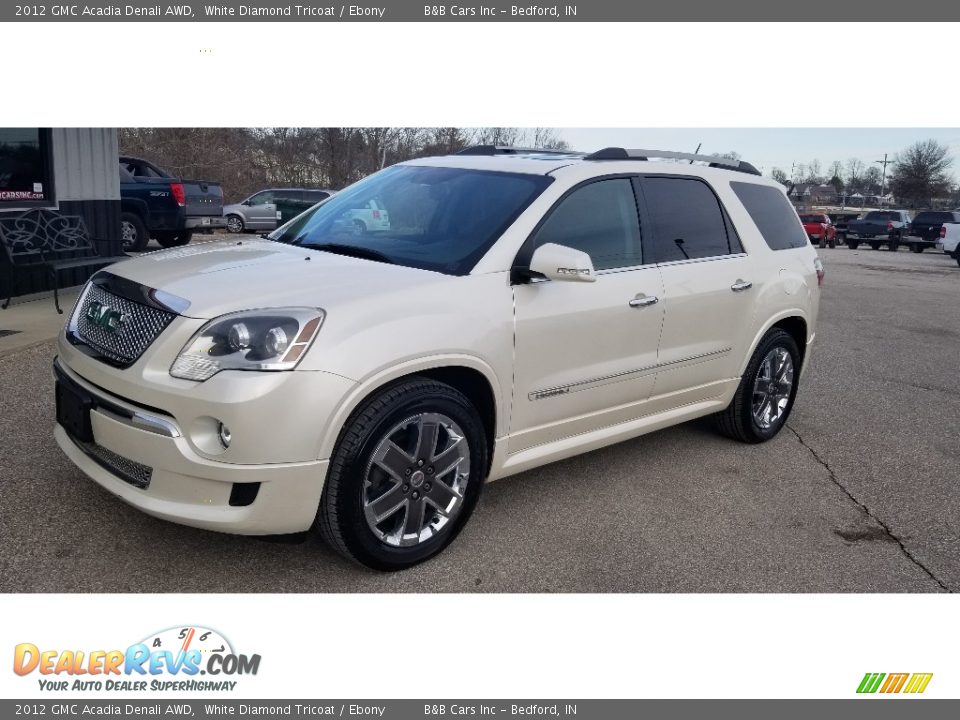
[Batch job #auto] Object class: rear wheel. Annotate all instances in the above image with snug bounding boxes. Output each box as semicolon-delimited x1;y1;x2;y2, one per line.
120;212;149;252
870;241;881;250
316;377;487;570
846;238;858;250
715;328;800;443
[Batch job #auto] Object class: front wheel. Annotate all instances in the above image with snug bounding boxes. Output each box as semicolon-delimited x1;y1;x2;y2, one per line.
846;238;858;250
715;328;800;443
316;377;487;570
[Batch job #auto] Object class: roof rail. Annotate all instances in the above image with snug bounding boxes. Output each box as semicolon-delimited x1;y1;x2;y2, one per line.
455;145;584;157
583;147;761;176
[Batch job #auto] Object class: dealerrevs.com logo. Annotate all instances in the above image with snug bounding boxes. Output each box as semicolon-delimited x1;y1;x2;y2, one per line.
13;626;261;692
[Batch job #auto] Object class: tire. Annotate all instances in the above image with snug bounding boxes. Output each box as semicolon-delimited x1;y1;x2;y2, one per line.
846;238;858;250
828;235;836;249
156;231;192;248
352;219;367;235
888;238;899;252
911;243;923;253
870;242;881;250
226;215;245;234
714;328;801;444
120;212;149;252
316;377;487;571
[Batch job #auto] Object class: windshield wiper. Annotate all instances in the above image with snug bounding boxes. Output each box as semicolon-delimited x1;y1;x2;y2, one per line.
307;243;395;265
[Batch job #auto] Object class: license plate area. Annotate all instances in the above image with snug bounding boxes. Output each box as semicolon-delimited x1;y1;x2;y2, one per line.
56;380;94;442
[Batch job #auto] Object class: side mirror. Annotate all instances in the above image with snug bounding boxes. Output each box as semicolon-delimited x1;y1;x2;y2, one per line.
241;200;251;206
529;243;597;283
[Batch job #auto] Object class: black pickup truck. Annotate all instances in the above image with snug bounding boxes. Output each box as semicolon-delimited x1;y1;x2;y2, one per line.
843;210;912;251
903;211;960;253
119;156;225;251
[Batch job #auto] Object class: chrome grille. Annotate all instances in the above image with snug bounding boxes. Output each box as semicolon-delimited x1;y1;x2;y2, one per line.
73;283;176;367
76;438;153;489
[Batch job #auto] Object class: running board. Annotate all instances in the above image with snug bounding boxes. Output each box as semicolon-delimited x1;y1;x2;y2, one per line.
495;397;728;480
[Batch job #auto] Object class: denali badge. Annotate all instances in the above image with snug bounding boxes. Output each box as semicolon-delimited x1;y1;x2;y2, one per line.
85;301;127;333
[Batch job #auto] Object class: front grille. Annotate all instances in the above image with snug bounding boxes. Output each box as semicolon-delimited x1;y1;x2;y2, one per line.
73;284;176;367
75;438;153;489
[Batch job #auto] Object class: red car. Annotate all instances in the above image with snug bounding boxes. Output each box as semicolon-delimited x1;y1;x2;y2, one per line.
798;213;836;248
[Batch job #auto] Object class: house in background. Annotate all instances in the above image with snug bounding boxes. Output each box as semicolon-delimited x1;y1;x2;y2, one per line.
0;128;121;303
788;183;838;204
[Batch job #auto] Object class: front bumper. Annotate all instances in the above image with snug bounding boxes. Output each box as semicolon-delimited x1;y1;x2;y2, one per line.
53;351;353;535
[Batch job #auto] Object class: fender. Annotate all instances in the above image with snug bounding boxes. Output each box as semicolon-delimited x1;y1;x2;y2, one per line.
316;353;505;461
739;308;811;377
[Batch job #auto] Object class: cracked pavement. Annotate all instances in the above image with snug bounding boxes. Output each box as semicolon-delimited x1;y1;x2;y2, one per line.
0;248;957;592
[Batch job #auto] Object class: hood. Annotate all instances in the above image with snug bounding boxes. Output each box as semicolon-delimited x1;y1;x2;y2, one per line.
103;239;446;319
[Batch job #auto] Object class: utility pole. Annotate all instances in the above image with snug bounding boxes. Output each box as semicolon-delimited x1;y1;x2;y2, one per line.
875;153;893;200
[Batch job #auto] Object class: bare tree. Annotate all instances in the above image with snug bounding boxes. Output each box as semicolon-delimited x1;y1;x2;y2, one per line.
770;167;790;187
120;127;558;202
890;139;954;207
845;158;865;192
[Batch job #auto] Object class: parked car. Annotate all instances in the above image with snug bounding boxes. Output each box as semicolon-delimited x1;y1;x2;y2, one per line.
936;223;960;266
340;198;391;234
830;211;860;241
224;188;335;233
844;210;912;250
54;146;821;570
798;213;836;248
119;156;226;252
904;211;960;253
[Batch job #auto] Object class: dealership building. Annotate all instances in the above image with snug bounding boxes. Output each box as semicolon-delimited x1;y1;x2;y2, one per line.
0;128;121;302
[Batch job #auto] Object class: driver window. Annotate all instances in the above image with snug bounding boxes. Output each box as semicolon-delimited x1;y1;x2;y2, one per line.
533;178;642;270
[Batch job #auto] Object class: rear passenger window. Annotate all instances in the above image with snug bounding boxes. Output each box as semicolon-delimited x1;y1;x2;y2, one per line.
641;177;734;262
534;178;642;270
731;181;810;250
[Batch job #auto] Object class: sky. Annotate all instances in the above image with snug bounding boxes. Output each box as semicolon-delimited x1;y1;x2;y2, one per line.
557;128;960;180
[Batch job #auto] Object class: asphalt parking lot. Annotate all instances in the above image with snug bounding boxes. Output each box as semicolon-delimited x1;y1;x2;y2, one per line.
1;246;958;593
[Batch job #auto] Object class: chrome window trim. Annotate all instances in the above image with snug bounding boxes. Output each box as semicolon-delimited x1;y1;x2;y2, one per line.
654;252;748;269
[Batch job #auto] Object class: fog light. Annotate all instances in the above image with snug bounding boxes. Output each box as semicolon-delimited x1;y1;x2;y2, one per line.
218;423;232;448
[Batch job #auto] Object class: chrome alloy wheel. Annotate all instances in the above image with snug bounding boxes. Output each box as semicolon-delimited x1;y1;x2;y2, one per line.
362;412;471;548
120;220;137;249
752;347;794;430
226;215;244;233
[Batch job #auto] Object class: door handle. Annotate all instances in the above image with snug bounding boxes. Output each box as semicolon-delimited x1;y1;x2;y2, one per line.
628;295;659;308
730;280;753;292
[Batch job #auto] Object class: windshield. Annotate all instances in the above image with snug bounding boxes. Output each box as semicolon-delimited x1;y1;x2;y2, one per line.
864;211;898;221
799;215;825;223
268;165;552;275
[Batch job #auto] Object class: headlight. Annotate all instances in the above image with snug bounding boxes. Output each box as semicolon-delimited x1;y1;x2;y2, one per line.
170;308;325;381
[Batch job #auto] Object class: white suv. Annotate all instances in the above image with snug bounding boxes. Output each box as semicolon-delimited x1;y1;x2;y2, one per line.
54;147;822;570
